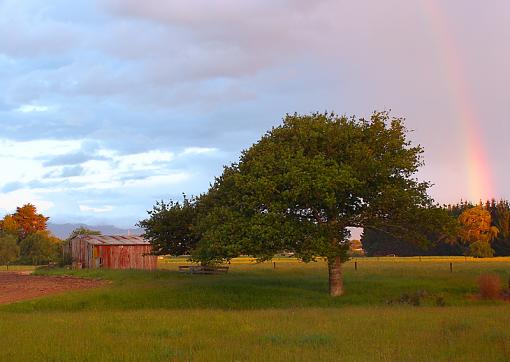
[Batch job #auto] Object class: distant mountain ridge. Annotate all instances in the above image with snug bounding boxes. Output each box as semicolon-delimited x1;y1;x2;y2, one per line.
47;222;143;239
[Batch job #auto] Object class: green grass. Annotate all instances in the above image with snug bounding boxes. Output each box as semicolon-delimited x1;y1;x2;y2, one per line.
1;258;510;361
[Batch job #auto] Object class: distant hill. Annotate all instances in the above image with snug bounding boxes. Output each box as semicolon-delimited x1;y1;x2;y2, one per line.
47;223;143;239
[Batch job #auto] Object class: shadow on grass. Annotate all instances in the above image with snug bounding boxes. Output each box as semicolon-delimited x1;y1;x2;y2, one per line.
0;264;490;313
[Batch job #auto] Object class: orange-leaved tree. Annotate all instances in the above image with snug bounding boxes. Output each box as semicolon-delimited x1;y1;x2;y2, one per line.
458;206;499;257
0;215;19;235
5;204;49;239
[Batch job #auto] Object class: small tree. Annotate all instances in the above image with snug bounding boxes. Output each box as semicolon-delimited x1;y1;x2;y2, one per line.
458;206;498;257
19;231;60;265
349;239;364;256
67;227;102;240
0;233;19;266
469;241;494;258
139;196;200;256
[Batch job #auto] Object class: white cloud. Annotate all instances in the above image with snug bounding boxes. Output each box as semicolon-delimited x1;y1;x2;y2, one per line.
16;104;51;113
0;138;82;159
181;147;217;156
0;189;54;215
0;138;83;190
79;204;114;213
115;150;174;169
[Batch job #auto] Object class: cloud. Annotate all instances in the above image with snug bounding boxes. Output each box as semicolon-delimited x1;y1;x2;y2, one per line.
181;147;217;156
43;152;109;167
79;205;114;213
57;165;85;177
16;104;51;113
0;0;509;226
2;181;24;193
0;189;54;215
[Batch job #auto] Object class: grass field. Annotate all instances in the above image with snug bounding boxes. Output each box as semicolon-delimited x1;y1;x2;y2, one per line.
1;257;510;361
0;264;36;272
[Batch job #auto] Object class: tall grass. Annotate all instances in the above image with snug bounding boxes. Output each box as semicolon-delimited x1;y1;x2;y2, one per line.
0;265;36;271
1;258;510;361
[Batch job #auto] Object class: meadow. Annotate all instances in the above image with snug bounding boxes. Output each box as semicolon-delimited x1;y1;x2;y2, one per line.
1;257;510;361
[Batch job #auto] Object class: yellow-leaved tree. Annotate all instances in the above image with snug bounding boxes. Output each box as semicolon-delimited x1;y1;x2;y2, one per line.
458;206;499;257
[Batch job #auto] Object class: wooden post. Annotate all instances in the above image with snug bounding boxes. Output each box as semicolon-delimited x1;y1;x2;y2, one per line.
273;262;276;269
354;261;357;271
450;262;453;273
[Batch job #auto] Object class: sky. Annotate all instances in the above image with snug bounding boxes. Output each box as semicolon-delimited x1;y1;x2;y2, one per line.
0;0;509;228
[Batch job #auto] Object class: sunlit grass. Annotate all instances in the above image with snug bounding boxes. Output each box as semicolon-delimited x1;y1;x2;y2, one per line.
1;258;510;360
0;265;36;271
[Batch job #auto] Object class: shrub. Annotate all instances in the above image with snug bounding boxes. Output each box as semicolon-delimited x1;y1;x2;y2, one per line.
0;233;19;265
478;274;502;299
468;241;494;258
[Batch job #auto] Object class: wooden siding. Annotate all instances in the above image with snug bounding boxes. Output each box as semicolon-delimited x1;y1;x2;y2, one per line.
70;238;157;270
95;244;156;270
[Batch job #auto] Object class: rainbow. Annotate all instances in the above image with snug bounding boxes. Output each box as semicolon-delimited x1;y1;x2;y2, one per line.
421;0;494;202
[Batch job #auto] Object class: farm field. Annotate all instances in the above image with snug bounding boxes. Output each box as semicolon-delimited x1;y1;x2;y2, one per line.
1;257;510;361
0;272;105;304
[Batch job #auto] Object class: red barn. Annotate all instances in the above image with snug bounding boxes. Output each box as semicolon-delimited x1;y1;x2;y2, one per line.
69;235;157;270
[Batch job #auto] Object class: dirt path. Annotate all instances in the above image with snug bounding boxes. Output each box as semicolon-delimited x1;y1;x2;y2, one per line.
0;272;106;305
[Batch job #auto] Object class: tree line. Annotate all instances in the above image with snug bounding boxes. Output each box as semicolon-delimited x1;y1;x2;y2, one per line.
361;199;510;257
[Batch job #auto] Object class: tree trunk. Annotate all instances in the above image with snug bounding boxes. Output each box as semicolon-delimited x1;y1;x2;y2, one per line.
328;256;344;297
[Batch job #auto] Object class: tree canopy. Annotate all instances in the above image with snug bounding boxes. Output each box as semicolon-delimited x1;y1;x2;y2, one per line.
0;233;19;265
18;231;60;265
139;196;200;256
67;227;102;241
6;204;49;239
187;112;453;296
458;206;498;257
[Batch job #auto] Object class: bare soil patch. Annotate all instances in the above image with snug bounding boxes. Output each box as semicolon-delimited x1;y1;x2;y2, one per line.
0;271;106;305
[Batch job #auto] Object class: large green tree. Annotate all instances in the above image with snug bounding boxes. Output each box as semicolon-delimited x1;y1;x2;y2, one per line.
193;112;453;296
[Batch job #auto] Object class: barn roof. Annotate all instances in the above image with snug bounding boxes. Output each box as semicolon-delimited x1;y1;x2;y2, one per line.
76;235;150;246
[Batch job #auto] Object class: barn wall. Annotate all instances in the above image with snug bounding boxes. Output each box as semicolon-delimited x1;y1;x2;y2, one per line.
70;238;157;270
95;245;157;270
70;238;93;267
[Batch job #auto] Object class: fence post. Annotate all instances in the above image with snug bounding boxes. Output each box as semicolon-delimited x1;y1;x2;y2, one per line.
273;262;276;269
355;261;357;271
450;262;453;273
